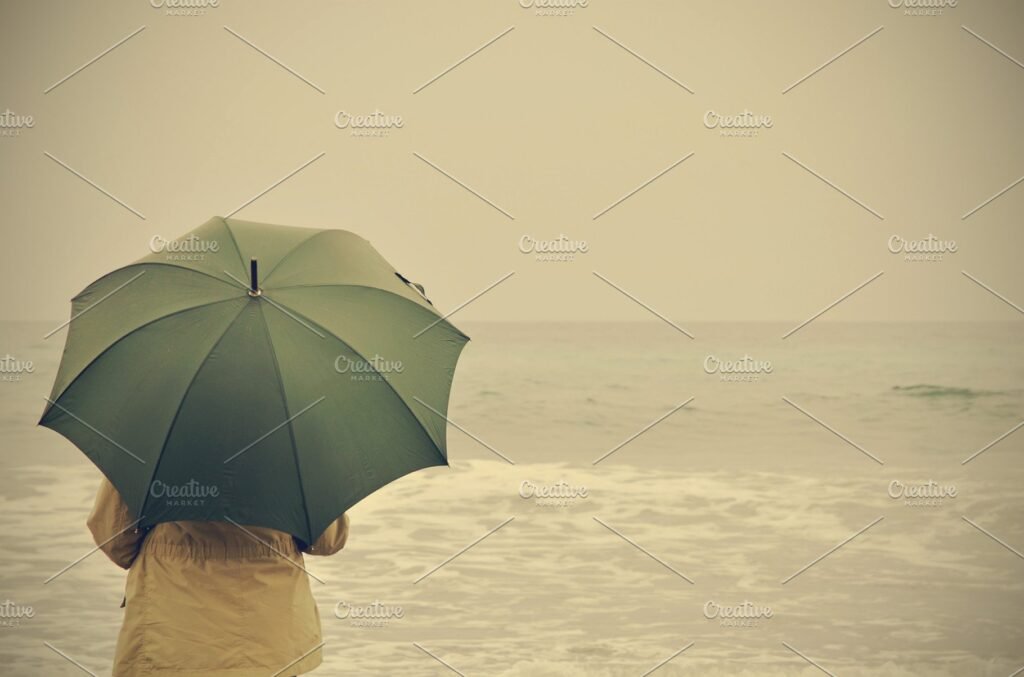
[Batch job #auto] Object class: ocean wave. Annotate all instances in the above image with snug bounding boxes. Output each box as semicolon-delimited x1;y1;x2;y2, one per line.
491;658;1017;677
891;384;1011;399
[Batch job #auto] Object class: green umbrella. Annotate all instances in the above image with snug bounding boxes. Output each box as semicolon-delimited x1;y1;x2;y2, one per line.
40;217;469;544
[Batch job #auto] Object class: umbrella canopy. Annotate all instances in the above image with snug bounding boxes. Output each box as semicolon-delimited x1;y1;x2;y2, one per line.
40;217;469;544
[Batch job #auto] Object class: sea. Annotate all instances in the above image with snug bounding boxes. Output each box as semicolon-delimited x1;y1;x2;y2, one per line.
0;321;1022;676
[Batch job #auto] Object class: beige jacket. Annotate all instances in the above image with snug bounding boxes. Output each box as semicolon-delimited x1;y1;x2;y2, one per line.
87;478;349;677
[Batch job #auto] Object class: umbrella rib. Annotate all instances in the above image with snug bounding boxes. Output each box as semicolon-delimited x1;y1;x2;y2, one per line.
130;261;245;292
260;293;327;339
218;216;250;281
41;397;145;465
222;396;326;464
267;283;468;339
45;271;146;340
138;301;251;521
72;261;246;300
413;395;513;464
256;301;316;543
42;296;246;413
257;228;334;285
260;295;451;464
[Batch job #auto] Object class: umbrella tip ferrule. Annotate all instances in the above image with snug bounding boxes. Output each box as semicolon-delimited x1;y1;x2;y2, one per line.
249;257;260;296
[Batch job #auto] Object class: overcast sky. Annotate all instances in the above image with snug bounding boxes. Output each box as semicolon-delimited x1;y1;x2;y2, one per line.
2;0;1022;323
